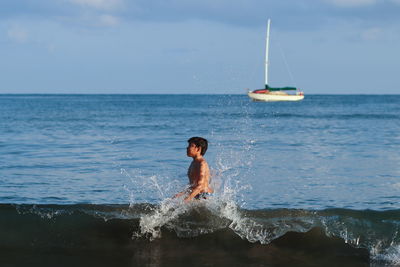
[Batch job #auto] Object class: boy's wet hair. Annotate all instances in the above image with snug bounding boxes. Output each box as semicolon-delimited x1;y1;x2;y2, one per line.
188;137;208;156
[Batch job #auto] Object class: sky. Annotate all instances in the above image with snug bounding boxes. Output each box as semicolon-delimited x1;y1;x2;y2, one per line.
1;0;399;94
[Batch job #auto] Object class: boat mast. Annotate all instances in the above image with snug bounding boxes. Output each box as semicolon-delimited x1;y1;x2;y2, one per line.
265;19;271;89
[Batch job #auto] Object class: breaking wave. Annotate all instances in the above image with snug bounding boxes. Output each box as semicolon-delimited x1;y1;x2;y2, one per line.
1;203;399;266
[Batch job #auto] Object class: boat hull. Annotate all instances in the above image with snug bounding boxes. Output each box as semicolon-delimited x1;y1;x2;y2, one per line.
248;92;304;102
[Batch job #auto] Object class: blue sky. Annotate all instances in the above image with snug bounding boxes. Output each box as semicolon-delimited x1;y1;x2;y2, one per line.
1;0;399;94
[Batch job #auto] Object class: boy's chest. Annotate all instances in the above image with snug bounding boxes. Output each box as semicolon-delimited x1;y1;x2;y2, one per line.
188;162;200;180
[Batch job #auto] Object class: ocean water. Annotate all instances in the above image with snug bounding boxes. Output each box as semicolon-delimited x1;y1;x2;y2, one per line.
1;94;399;266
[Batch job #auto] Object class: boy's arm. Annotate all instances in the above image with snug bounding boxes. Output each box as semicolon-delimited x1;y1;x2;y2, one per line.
184;162;207;202
173;190;187;198
173;185;191;198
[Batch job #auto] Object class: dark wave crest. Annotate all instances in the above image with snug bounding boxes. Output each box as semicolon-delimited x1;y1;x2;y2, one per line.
1;204;399;266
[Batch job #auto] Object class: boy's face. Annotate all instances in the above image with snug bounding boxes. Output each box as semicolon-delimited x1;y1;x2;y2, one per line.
186;143;200;157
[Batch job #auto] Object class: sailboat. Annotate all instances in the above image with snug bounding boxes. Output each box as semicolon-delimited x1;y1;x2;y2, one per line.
248;19;304;102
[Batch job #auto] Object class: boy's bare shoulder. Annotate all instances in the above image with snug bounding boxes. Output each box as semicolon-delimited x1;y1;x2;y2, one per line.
199;158;209;168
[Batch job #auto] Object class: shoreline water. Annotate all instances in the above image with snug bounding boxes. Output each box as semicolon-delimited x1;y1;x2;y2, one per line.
1;203;399;266
1;94;399;265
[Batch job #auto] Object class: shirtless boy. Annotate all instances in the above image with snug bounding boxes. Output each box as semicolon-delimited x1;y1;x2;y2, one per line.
175;137;213;202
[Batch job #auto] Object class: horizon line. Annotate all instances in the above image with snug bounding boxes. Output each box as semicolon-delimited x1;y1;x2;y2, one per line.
1;93;399;96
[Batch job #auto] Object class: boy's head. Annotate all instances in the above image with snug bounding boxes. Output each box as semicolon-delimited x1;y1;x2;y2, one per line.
187;137;208;156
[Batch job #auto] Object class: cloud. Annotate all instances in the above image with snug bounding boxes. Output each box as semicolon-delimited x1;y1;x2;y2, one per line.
112;0;400;31
361;27;384;40
324;0;378;7
98;14;119;26
69;0;123;10
7;25;28;43
1;0;400;31
64;0;123;28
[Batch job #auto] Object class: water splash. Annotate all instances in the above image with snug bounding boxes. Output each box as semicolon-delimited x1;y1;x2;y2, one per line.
320;211;400;266
375;244;400;266
122;167;183;205
133;197;188;240
15;204;67;219
130;136;265;242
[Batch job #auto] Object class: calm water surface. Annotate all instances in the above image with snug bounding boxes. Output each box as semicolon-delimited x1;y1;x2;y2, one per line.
0;94;399;210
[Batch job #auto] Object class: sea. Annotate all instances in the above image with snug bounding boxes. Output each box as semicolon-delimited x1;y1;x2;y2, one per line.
0;94;399;266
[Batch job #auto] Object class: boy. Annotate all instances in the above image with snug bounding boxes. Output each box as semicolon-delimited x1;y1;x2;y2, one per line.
175;137;213;202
